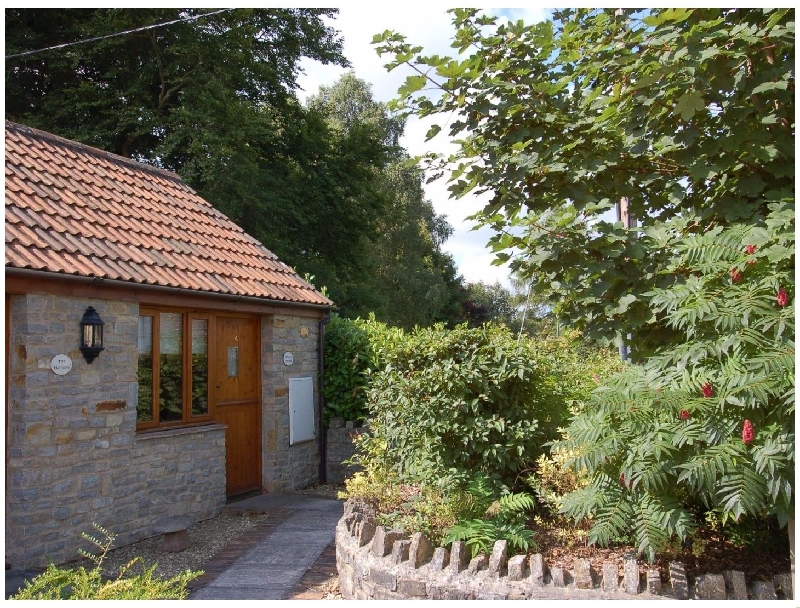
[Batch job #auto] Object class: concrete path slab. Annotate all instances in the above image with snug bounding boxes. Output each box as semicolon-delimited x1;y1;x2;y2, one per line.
188;493;344;600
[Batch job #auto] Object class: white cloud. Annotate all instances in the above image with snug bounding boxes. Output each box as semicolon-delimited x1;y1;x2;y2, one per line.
296;6;551;288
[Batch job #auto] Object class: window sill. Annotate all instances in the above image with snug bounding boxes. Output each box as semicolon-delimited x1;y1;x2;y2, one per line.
135;423;227;441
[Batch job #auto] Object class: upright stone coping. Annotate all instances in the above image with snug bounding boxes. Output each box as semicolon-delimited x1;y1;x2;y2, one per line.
335;499;793;601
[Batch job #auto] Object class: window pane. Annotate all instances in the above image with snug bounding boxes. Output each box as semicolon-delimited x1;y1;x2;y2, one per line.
159;313;183;422
191;319;209;416
137;316;154;422
227;346;239;377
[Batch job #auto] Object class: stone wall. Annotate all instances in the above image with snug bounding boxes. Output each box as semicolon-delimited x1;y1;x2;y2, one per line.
325;419;364;485
260;314;323;491
5;293;226;568
336;500;794;601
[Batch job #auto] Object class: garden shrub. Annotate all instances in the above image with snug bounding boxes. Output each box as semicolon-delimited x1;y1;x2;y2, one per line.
526;450;588;520
337;319;621;547
360;324;542;489
341;464;464;546
322;314;407;425
322;315;372;425
357;323;618;491
10;524;201;600
554;204;795;562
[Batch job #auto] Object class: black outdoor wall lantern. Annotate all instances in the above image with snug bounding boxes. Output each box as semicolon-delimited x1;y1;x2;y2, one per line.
79;306;105;364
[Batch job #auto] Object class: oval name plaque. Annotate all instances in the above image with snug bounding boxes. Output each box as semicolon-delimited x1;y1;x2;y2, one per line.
51;354;73;376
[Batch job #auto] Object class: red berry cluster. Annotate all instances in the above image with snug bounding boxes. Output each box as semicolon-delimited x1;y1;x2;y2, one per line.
742;419;755;444
745;245;757;255
729;268;742;283
777;288;790;307
679;409;690;420
701;382;713;398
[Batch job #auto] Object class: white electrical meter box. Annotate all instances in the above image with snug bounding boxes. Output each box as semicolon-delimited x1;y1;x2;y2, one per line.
289;377;315;445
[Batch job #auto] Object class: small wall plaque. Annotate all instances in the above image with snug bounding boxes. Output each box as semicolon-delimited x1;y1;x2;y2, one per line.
283;352;294;366
51;354;73;376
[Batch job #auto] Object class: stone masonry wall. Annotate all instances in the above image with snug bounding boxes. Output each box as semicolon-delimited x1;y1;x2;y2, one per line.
336;500;794;601
325;419;364;485
5;293;226;569
261;314;322;491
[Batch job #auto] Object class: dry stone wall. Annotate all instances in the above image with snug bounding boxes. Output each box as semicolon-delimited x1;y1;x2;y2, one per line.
336;500;794;601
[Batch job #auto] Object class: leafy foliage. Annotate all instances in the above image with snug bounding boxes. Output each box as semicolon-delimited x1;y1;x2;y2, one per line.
443;476;535;557
554;205;794;561
373;8;794;358
339;322;620;547
10;524;201;600
461;281;517;328
356;323;620;489
526;450;589;520
322;314;407;424
305;74;467;325
6;8;346;157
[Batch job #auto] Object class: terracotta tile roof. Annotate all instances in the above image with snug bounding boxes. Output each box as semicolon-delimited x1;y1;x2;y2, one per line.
5;121;333;308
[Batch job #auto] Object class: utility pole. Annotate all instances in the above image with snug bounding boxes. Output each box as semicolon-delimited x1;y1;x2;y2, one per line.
616;196;635;361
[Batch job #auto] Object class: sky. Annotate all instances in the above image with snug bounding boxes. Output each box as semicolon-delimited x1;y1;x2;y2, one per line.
295;6;551;289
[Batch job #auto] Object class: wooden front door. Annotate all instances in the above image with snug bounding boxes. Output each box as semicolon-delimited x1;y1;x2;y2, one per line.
213;316;262;497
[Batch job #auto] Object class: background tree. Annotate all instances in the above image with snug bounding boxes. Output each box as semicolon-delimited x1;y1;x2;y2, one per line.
366;160;466;328
305;73;466;326
507;274;558;338
461;281;516;328
6;8;345;161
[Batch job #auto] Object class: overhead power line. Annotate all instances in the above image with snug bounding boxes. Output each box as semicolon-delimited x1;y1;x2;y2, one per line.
5;8;236;60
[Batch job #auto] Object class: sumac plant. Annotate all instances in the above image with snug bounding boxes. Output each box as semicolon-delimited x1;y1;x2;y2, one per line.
358;323;588;490
554;204;794;562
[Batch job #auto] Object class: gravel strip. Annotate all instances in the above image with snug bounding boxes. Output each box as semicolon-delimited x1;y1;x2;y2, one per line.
88;512;272;580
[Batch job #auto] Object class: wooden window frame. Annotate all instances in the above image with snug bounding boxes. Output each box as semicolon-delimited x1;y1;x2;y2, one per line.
137;307;214;431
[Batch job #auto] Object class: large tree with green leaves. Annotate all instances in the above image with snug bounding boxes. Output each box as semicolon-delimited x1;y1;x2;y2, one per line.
375;8;794;560
6;8;346;161
305;73;466;327
375;8;793;356
461;281;516;328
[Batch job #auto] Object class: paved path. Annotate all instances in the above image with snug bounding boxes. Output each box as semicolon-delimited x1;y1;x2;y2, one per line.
189;493;343;600
6;493;344;600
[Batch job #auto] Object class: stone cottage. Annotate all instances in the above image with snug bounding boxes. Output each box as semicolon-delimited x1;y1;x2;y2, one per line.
4;121;334;568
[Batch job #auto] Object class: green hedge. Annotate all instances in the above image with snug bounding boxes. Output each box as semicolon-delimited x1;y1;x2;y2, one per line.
325;316;622;490
322;314;406;425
